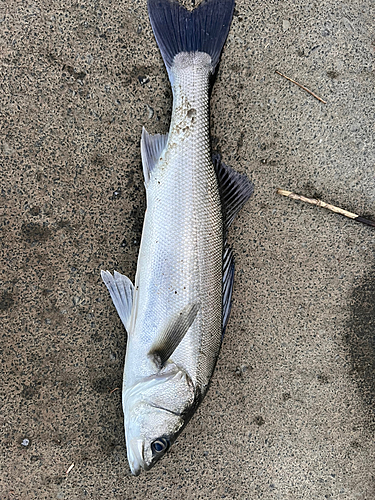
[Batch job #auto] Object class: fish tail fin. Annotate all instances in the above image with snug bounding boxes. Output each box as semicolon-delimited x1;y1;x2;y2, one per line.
147;0;235;81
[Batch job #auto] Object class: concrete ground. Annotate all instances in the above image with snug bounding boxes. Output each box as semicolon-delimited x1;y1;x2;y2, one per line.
1;0;374;498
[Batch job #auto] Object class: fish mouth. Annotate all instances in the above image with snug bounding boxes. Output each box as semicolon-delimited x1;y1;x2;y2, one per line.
127;438;145;476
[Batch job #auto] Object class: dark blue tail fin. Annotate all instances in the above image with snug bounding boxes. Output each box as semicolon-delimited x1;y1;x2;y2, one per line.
148;0;235;77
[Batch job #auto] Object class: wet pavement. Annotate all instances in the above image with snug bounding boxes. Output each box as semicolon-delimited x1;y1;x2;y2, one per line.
1;0;374;498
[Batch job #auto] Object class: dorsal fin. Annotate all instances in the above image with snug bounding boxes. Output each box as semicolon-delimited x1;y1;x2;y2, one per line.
141;127;168;187
213;154;254;230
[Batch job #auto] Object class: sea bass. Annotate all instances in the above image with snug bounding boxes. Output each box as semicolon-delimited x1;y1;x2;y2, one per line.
101;0;253;475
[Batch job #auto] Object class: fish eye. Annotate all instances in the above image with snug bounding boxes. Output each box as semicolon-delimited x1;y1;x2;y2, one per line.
151;437;169;454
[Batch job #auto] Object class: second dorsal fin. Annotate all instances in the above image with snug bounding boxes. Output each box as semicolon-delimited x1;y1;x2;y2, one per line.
213;154;254;230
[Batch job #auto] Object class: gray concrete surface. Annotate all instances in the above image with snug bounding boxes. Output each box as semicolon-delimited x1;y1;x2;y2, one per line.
1;0;374;498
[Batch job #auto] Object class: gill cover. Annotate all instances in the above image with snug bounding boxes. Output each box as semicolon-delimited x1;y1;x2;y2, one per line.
123;367;196;475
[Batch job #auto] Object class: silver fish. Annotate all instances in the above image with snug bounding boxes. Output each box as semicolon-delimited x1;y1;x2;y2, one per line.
101;0;253;475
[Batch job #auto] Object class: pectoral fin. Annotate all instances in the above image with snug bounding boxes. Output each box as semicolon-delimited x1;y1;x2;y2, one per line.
148;302;200;368
101;270;134;333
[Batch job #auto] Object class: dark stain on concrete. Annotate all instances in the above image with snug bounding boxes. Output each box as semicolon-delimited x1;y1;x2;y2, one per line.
0;290;15;311
118;65;156;86
62;64;87;81
254;416;265;426
317;373;330;384
346;265;375;429
91;372;122;395
29;206;41;216
21;222;52;243
327;70;339;79
21;383;41;400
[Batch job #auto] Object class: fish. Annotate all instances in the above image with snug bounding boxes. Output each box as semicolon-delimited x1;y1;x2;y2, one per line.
101;0;253;475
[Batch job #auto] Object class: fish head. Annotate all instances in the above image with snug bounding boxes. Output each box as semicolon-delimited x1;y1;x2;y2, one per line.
123;367;197;475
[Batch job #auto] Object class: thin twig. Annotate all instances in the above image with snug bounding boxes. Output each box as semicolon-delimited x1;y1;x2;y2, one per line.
66;463;74;474
275;71;327;104
277;189;375;228
109;387;119;394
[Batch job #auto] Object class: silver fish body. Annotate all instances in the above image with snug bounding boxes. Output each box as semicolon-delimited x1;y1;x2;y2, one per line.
128;51;222;393
101;0;253;475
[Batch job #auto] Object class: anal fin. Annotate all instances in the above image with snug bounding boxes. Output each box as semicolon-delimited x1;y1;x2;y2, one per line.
101;270;134;333
222;243;235;336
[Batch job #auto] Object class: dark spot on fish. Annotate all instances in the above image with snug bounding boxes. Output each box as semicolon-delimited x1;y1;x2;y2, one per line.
0;291;14;311
187;108;196;119
350;441;361;449
327;70;339;79
254;416;265;426
21;222;52;243
174;291;177;294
